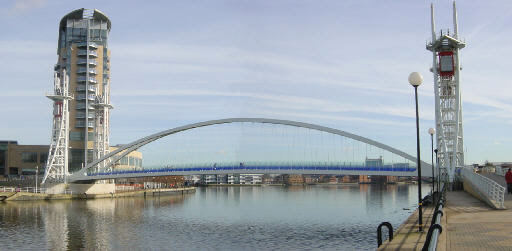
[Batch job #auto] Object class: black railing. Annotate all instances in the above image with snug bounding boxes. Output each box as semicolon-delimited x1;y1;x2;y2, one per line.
421;183;446;251
377;221;393;247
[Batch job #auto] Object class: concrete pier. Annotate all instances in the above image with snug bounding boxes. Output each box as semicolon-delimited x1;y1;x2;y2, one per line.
0;187;195;201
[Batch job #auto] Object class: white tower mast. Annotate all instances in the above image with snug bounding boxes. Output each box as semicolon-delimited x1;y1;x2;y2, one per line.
93;82;113;172
42;69;73;184
427;1;465;182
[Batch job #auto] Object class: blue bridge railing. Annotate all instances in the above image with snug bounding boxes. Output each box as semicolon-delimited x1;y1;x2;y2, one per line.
87;162;416;177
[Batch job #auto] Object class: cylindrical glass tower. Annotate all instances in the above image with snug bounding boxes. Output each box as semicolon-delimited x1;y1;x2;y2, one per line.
57;9;112;172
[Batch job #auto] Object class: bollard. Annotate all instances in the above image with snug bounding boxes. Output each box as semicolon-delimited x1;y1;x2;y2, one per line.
377;222;393;247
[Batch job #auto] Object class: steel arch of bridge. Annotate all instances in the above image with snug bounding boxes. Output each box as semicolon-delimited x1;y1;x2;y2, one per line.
69;118;432;181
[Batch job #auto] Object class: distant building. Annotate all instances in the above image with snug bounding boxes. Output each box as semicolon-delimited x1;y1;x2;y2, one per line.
304;175;320;184
185;175;201;185
284;174;304;184
365;156;383;167
0;140;141;177
240;174;262;184
0;141;47;176
217;174;228;184
203;175;217;184
228;174;240;184
359;175;371;183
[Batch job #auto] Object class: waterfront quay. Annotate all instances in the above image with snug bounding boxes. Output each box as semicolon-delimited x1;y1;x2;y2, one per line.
380;177;512;250
0;187;195;201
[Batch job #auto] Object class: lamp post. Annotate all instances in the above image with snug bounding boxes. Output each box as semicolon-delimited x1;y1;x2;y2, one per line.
428;128;435;196
35;166;39;193
409;71;423;232
434;149;439;193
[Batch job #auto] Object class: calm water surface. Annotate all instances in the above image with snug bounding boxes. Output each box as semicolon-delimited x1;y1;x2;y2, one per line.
0;184;429;250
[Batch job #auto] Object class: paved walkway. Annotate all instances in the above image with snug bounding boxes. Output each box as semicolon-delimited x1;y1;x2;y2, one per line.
443;188;512;251
378;204;438;250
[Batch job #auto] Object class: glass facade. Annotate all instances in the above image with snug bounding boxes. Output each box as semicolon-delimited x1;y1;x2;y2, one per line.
117;156;143;168
21;152;38;163
40;152;48;164
60;19;109;49
0;149;5;176
69;149;95;172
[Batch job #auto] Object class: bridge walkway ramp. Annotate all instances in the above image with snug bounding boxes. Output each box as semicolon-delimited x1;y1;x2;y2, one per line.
443;190;512;250
479;171;507;187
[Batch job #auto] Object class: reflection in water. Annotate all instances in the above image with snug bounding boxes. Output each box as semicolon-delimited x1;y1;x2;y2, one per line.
1;185;425;250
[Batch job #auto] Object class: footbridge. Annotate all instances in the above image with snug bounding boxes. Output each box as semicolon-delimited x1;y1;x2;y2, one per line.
66;118;433;182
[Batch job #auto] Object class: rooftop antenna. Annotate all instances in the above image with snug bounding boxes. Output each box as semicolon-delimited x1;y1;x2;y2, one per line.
453;1;459;39
431;3;436;41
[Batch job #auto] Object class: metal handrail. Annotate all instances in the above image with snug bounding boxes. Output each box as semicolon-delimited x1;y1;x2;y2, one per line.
461;167;505;209
0;186;47;193
377;222;393;247
422;183;446;251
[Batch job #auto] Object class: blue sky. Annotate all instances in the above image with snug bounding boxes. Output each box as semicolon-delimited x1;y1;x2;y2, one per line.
1;0;511;164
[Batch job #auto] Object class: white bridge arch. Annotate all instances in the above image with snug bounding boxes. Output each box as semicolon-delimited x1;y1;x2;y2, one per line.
69;118;432;182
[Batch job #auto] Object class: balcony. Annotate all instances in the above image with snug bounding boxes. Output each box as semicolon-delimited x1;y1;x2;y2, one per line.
77;76;97;84
75;120;95;128
77;67;97;75
77;50;98;57
76;94;96;101
76;85;96;92
77;42;98;49
75;112;94;119
77;59;97;66
76;103;95;110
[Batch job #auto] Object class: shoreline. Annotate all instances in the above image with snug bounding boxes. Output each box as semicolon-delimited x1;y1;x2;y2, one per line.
0;187;196;201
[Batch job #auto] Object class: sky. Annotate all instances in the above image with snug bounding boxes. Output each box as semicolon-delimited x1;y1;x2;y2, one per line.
0;0;511;165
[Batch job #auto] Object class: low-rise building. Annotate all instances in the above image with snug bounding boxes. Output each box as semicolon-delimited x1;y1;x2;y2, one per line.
1;141;47;176
284;174;304;184
240;174;263;184
203;175;217;184
228;174;240;184
0;140;142;177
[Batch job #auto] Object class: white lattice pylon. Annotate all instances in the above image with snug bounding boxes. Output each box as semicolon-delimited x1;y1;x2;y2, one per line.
42;69;73;184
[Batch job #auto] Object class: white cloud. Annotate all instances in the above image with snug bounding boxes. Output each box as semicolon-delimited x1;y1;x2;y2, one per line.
7;0;46;14
115;88;427;119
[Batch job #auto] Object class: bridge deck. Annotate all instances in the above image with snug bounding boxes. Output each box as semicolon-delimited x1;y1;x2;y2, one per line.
72;165;420;181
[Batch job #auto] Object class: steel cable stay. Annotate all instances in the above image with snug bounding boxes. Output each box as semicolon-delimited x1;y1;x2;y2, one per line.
70;118;432;181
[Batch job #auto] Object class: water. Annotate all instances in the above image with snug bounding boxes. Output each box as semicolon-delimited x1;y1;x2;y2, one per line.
0;184;429;250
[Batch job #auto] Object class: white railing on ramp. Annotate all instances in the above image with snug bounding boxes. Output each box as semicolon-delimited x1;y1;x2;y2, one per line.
460;167;505;209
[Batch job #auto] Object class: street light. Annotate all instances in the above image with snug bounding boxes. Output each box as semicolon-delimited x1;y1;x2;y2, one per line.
35;166;39;193
428;128;435;196
434;149;439;194
409;71;423;232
